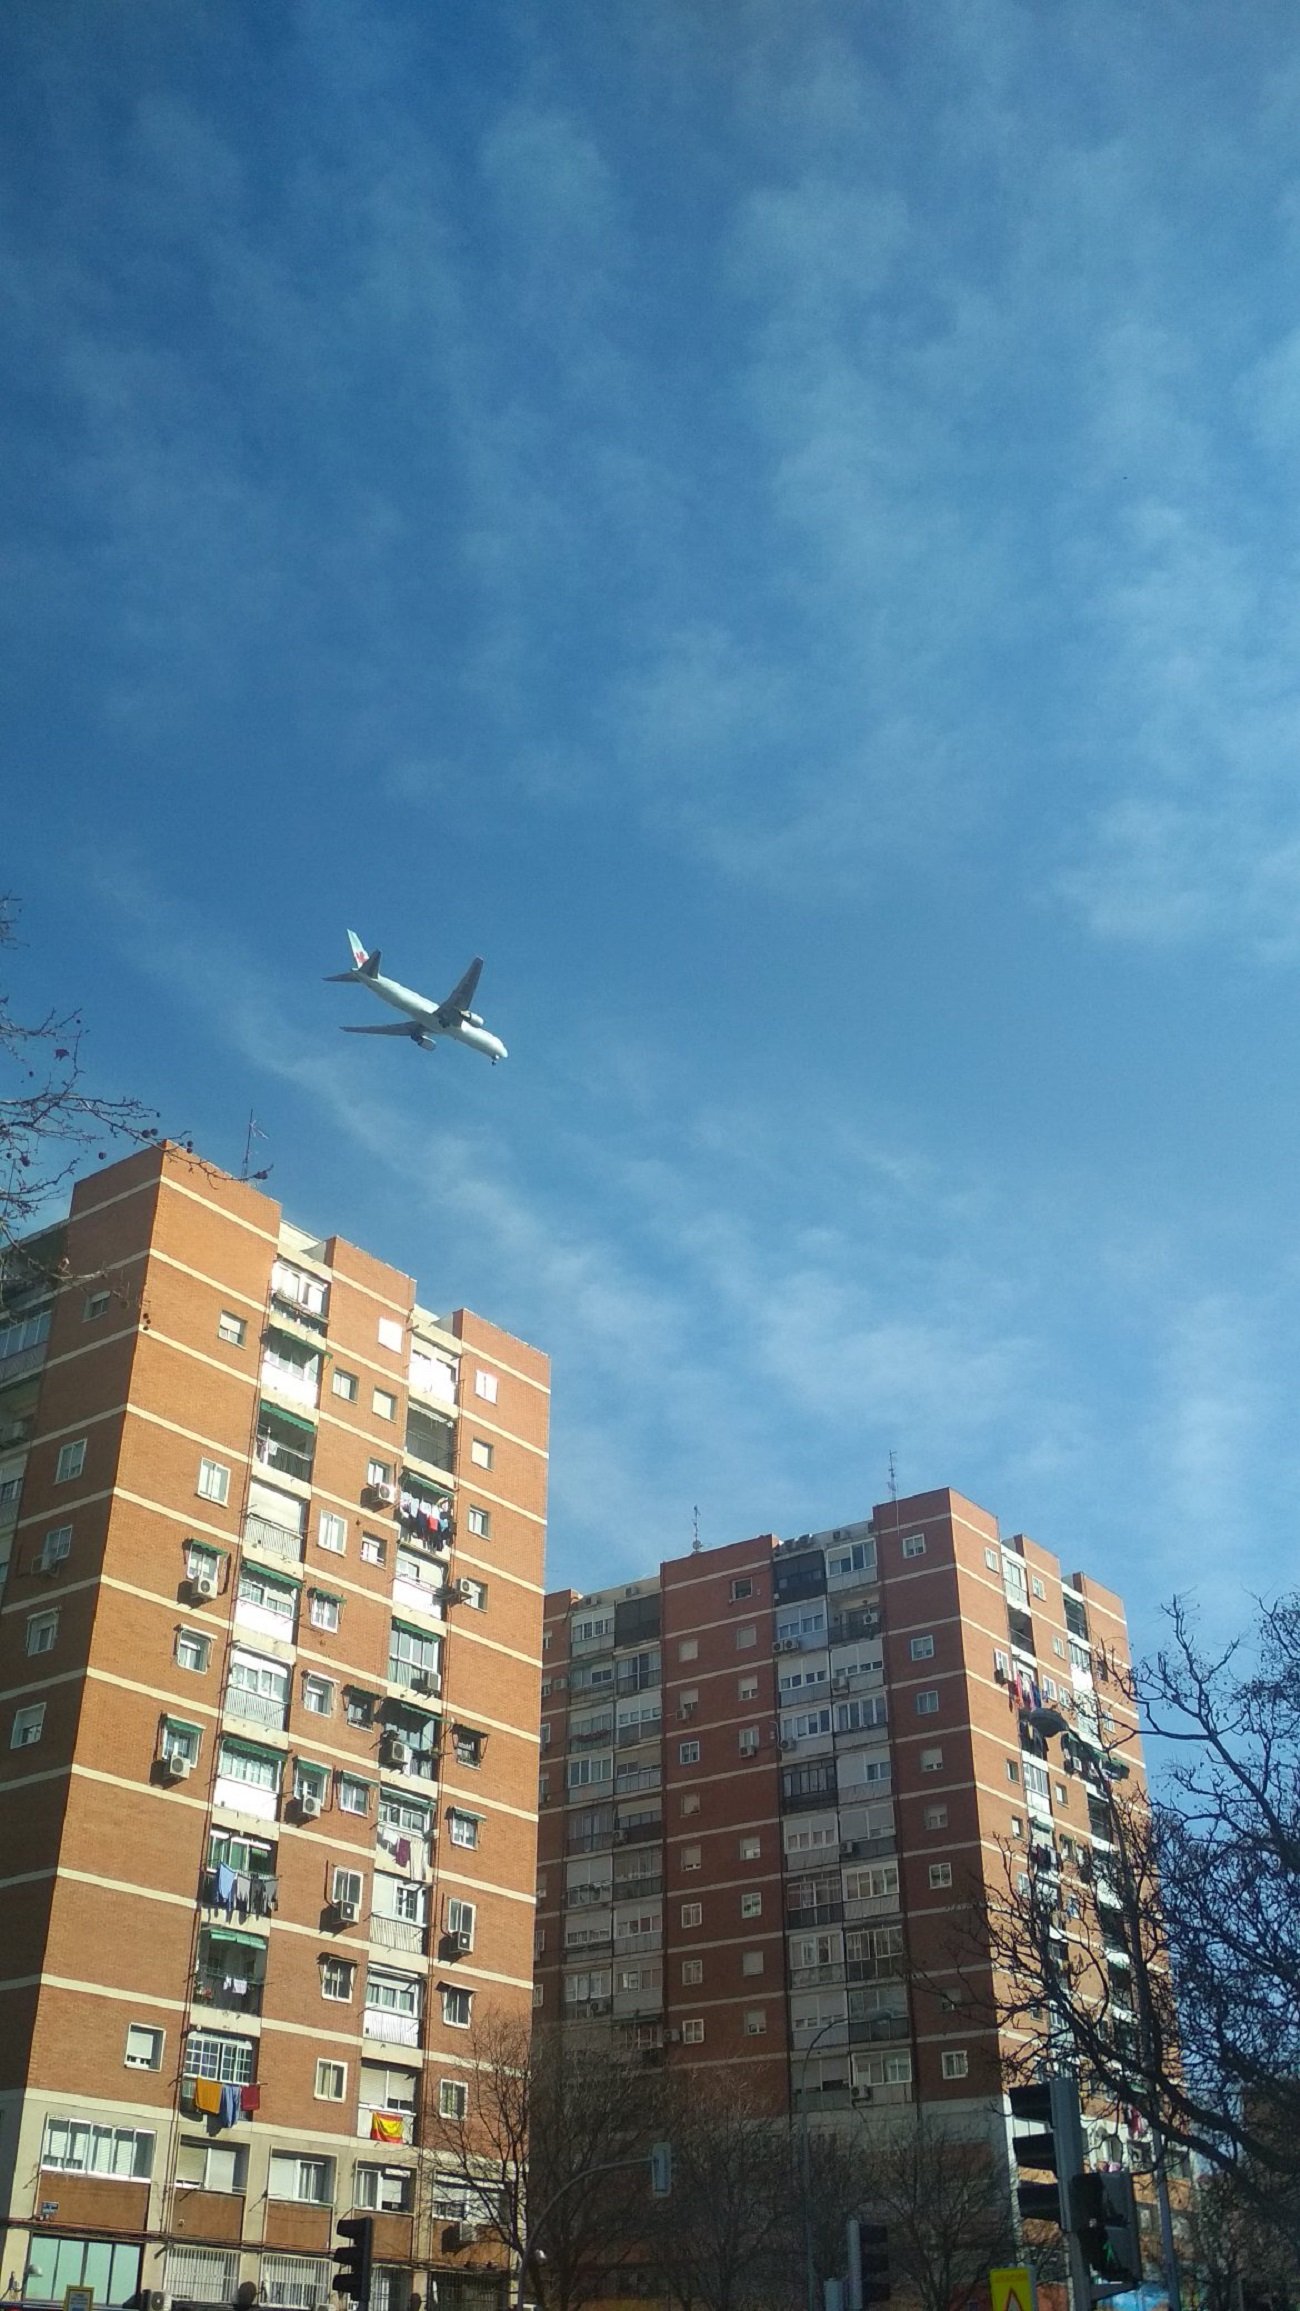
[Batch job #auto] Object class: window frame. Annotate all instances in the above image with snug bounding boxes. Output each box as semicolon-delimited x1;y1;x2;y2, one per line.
196;1457;230;1505
55;1439;87;1484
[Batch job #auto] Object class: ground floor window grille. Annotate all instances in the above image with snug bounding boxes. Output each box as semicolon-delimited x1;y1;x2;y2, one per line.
164;2249;239;2305
260;2253;329;2310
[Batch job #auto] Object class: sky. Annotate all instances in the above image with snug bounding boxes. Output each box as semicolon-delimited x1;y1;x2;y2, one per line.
4;0;1300;1662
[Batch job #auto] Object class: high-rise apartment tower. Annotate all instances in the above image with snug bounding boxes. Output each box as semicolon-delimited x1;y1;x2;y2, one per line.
0;1143;547;2311
536;1493;1142;2153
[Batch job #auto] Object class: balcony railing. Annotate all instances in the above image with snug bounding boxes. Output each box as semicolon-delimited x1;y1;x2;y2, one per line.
614;1876;663;1903
223;1685;289;1732
193;1966;265;2014
241;1515;304;1565
567;1829;615;1855
358;2107;416;2146
787;1901;845;1928
370;1914;428;1956
362;2007;421;2046
847;2012;909;2044
614;1817;661;1846
616;1721;661;1747
571;1725;615;1749
255;1433;314;1484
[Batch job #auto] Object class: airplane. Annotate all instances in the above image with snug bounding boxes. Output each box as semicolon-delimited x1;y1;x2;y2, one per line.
325;931;508;1063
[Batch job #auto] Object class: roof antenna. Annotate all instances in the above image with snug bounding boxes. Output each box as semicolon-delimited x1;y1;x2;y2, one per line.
887;1450;898;1504
692;1504;702;1555
241;1111;273;1184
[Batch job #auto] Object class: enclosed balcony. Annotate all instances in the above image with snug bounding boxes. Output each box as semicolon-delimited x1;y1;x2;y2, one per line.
193;1928;267;2016
254;1403;315;1486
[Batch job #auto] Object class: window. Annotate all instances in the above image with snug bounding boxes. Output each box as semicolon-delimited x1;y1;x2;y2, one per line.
941;2049;969;2079
681;1902;702;1928
361;1533;386;1566
928;1863;954;1888
439;2078;469;2120
218;1311;246;1346
378;1317;404;1352
738;1674;759;1700
441;1985;474;2028
741;1891;763;1918
1010;1815;1024;1837
459;1576;487;1610
678;1740;700;1766
11;1703;45;1749
681;2019;705;2044
452;1726;485;1768
26;1609;58;1656
739;1835;761;1860
332;1369;358;1402
337;1776;371;1816
730;1577;754;1601
318;1510;347;1554
448;1810;481;1850
269;2153;334;2205
1032;1576;1046;1599
1023;1760;1051;1803
184;2031;255;2085
681;1958;703;1985
367;1458;393;1489
984;1546;1000;1569
920;1746;943;1771
330;1868;364;1911
738;1727;760;1756
915;1690;940;1715
680;1792;700;1817
901;1532;926;1558
293;1760;328;1808
354;2165;415;2213
470;1437;494;1469
37;1524;72;1571
678;1637;698;1662
41;2119;154;2177
682;1844;701;1871
309;1590;341;1632
1053;1635;1066;1658
314;2060;347;2101
345;1689;376;1728
741;1950;764;1976
175;1627;210;1672
466;1505;490;1538
302;1674;333;1716
196;1457;229;1504
735;1623;757;1650
474;1368;499;1402
744;2009;767;2035
160;1718;202;1768
84;1289;111;1320
924;1804;948;1830
910;1634;935;1660
124;2024;164;2071
373;1388;397;1422
446;1898;476;1947
56;1439;87;1484
176;2137;247;2192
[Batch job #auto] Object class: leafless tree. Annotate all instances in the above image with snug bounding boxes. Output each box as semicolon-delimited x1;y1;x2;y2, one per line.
853;2109;1020;2311
1;898;159;1266
977;1595;1300;2257
422;2010;654;2311
650;2071;794;2311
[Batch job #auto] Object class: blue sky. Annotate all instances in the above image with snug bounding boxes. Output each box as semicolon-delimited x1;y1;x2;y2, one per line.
5;0;1300;1654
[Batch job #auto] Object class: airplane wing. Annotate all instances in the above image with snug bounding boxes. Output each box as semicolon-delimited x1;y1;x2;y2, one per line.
437;956;484;1023
340;1022;427;1037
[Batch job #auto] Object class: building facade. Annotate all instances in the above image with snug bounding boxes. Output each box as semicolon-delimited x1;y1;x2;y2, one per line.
536;1490;1142;2153
0;1143;548;2311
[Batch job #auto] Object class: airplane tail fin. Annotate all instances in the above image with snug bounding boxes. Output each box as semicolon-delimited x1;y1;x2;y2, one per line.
325;930;381;983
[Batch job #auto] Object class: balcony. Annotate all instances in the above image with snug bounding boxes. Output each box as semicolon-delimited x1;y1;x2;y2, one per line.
565;1882;613;1909
847;2012;909;2045
370;1914;428;1957
571;1724;615;1749
787;1901;845;1929
254;1431;314;1485
614;1875;663;1903
358;2107;416;2146
241;1515;304;1567
790;1962;846;1990
615;1816;661;1847
193;1965;265;2015
567;1827;615;1855
829;1608;881;1646
223;1686;289;1734
259;1351;320;1409
363;2007;421;2047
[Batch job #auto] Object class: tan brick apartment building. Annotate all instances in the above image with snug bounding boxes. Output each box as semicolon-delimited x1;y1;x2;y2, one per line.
536;1492;1144;2176
0;1143;548;2311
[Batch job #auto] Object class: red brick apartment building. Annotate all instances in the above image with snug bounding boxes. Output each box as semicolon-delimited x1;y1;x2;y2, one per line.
536;1494;1144;2174
0;1143;548;2311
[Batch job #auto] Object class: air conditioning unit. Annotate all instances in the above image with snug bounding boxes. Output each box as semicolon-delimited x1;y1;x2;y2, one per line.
299;1791;323;1819
454;1578;476;1602
147;2291;167;2310
832;1528;850;1541
664;2027;682;2043
776;1638;799;1654
851;2085;873;2104
383;1738;412;1769
164;1752;193;1780
191;1572;219;1601
779;1738;796;1752
451;1927;473;1954
411;1668;439;1695
335;1898;360;1925
832;1675;850;1694
840;1839;861;1859
374;1482;397;1505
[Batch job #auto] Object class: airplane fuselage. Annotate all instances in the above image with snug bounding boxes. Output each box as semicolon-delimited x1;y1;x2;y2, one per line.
366;969;508;1062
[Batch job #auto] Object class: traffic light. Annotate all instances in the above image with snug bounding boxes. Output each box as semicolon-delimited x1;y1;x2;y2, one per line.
1069;2172;1142;2288
1009;2075;1084;2229
858;2222;890;2305
649;2141;673;2197
332;2215;374;2310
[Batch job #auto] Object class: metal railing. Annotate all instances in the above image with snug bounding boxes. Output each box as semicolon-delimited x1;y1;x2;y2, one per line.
362;2007;421;2046
370;1914;427;1955
223;1685;289;1732
192;1966;265;2014
241;1515;304;1564
254;1433;314;1484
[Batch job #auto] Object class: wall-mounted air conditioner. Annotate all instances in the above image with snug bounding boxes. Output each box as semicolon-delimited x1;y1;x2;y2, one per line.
164;1753;193;1780
335;1898;360;1925
299;1791;323;1819
190;1572;219;1601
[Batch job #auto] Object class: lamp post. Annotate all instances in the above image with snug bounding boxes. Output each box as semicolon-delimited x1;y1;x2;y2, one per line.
797;2013;848;2311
